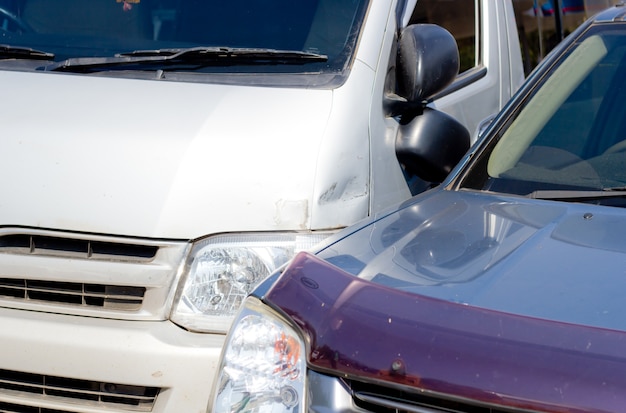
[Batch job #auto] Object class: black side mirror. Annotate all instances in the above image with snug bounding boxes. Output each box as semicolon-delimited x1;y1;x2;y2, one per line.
385;24;460;116
397;23;459;104
396;107;470;183
389;24;468;185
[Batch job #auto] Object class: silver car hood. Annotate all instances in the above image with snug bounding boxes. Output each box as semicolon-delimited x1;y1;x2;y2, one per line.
319;189;626;331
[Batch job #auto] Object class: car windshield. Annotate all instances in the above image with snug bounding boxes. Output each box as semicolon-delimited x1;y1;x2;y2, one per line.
462;24;626;205
0;0;368;76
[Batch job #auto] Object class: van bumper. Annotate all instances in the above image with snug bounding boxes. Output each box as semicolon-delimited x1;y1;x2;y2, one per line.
0;306;223;413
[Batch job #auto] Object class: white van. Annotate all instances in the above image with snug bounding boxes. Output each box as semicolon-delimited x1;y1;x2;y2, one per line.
0;0;523;411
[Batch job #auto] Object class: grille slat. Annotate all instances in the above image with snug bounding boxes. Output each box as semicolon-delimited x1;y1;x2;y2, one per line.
0;278;145;311
355;392;463;413
0;400;67;412
0;369;159;412
0;234;158;262
350;381;524;413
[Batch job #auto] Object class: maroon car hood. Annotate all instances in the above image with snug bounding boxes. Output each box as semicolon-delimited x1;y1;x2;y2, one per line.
264;252;626;413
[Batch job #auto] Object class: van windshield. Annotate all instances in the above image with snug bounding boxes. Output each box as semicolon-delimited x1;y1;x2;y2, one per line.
0;0;369;77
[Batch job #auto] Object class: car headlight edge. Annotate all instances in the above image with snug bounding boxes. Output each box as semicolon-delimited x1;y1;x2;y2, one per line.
170;232;331;333
211;296;307;413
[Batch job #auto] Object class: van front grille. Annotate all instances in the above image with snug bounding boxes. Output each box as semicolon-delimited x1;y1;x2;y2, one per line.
0;234;158;262
0;228;189;321
0;369;160;412
0;279;145;311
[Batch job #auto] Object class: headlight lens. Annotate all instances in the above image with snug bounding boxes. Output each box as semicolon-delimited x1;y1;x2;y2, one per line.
212;297;306;413
171;232;330;333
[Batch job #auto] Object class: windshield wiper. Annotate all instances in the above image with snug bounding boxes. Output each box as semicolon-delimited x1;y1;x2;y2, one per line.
43;47;328;72
120;47;328;61
528;187;626;200
0;44;54;60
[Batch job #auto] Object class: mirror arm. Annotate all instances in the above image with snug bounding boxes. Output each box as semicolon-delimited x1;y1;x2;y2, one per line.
384;93;431;118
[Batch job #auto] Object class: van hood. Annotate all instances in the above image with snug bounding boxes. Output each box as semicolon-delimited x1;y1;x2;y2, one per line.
263;189;626;412
0;71;333;239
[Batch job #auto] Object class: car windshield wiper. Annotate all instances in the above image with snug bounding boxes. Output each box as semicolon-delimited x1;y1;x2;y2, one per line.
120;47;328;60
528;187;626;200
43;47;328;72
0;44;54;60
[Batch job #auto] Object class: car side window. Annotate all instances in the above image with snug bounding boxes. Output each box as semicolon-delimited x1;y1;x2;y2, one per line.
407;0;478;74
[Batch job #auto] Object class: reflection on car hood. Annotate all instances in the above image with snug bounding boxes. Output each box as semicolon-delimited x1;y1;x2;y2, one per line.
318;189;626;331
262;189;626;412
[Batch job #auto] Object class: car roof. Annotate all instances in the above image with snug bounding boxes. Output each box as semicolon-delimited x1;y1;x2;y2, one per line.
593;3;626;23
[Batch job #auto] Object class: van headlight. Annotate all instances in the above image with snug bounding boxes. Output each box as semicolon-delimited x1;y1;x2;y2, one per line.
212;297;306;413
171;232;329;333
